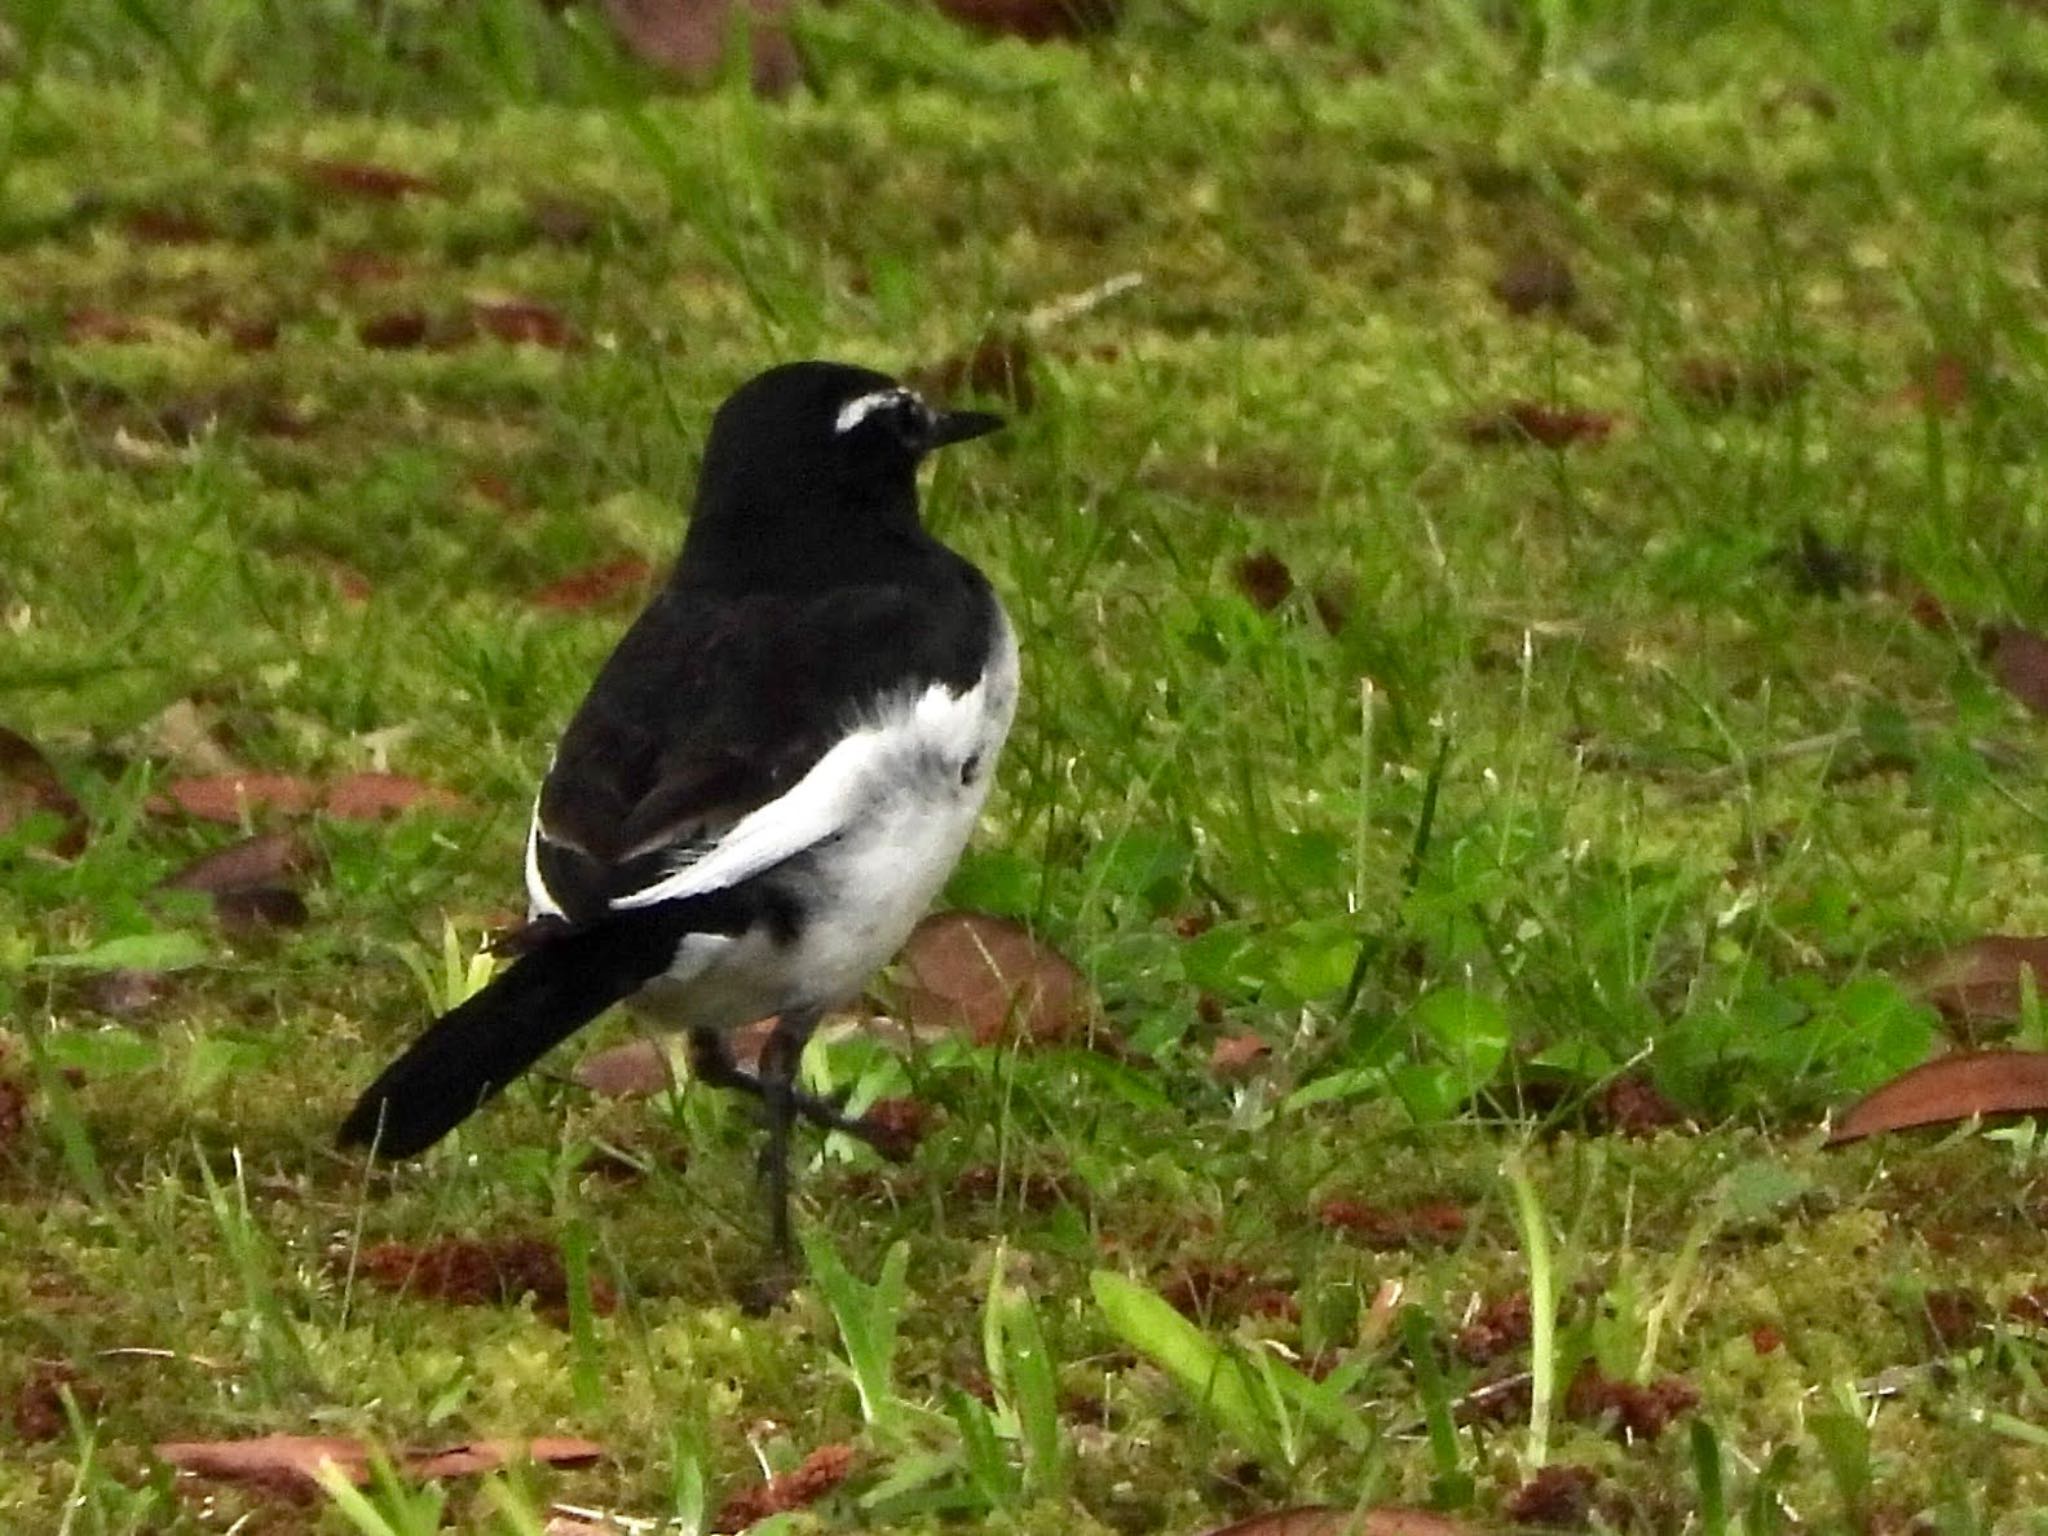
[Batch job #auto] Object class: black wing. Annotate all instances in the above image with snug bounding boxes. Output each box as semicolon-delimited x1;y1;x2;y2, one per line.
528;559;997;927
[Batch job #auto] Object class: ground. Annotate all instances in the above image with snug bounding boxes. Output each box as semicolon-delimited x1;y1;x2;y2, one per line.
6;1;2048;1531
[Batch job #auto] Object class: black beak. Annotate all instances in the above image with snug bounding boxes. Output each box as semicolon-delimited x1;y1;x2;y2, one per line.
924;409;1004;451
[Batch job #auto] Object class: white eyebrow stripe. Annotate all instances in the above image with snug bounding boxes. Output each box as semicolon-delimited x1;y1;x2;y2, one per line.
835;387;916;435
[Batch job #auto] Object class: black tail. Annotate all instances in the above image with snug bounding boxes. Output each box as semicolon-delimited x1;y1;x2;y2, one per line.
339;908;700;1158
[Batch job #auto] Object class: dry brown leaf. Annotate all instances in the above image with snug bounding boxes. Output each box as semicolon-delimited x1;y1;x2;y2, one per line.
123;207;216;245
324;772;465;820
1504;1466;1600;1526
157;1433;373;1487
161;831;321;896
212;887;312;934
355;1235;616;1315
1197;1509;1473;1536
1828;1050;2048;1144
1492;248;1576;317
575;1038;677;1098
1912;935;2048;1023
531;556;655;611
910;334;1036;411
408;1436;603;1479
156;1432;601;1490
0;1075;28;1157
63;307;151;345
932;0;1121;41
1985;625;2048;717
1209;1031;1272;1078
1232;551;1294;612
601;0;802;97
894;911;1094;1045
0;727;88;857
1898;354;1972;415
329;250;409;285
152;773;319;824
1461;402;1616;448
301;159;437;201
712;1443;856;1532
358;310;432;350
473;298;581;350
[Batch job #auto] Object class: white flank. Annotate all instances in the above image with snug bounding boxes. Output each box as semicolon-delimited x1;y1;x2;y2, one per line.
608;672;996;912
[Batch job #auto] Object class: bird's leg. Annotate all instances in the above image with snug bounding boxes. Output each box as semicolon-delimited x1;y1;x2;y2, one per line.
742;1012;815;1310
687;1025;892;1149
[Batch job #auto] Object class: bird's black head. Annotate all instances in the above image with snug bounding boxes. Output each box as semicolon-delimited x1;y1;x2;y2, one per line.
683;361;1003;588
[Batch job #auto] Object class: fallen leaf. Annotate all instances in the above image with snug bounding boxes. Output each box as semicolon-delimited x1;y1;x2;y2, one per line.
911;333;1036;411
1492;248;1576;317
468;470;523;511
528;194;601;245
301;159;437;201
1898;353;1971;415
123;207;215;245
1232;551;1294;612
1564;1364;1697;1441
711;1443;855;1533
0;1076;26;1156
0;727;88;857
1985;624;2048;716
1311;574;1354;635
63;307;149;345
1209;1031;1272;1078
931;0;1122;41
531;556;654;611
1504;1465;1600;1526
858;1096;933;1160
894;911;1095;1045
156;1432;601;1491
225;315;281;353
407;1436;604;1479
601;0;802;97
1828;1050;2048;1143
953;1164;1073;1211
81;968;169;1016
575;1038;678;1098
473;298;580;349
1917;1287;1984;1349
355;1236;615;1315
161;831;321;896
1194;1509;1472;1536
1911;935;2048;1023
1594;1072;1681;1136
151;773;320;824
1461;402;1615;449
212;887;312;934
1317;1197;1467;1247
11;1360;100;1443
358;310;431;350
1454;1291;1532;1364
328;250;409;285
157;1434;374;1488
324;772;465;820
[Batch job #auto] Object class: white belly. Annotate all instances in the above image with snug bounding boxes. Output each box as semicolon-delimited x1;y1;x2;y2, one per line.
632;612;1018;1032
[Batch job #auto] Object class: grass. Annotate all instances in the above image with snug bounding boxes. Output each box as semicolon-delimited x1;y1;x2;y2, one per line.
9;0;2048;1528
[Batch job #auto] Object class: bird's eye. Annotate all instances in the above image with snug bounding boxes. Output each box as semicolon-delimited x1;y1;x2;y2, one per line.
834;387;928;438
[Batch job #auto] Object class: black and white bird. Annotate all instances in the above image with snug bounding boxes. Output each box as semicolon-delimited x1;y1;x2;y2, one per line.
339;360;1016;1285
